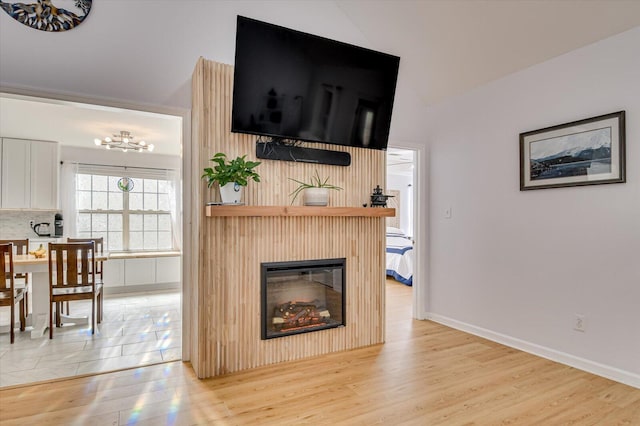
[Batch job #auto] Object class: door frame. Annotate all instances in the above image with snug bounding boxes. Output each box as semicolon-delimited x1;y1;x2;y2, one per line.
0;85;192;358
387;142;428;319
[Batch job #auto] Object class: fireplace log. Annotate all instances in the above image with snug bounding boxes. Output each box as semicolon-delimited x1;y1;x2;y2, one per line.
272;301;331;329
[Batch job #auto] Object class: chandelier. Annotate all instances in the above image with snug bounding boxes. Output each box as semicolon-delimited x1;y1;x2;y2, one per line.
94;131;154;152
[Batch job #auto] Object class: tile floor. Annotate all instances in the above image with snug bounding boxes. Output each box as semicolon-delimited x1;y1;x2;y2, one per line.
0;289;181;388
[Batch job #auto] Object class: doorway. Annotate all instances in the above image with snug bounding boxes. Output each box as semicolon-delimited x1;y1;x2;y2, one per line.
386;147;421;319
0;91;187;388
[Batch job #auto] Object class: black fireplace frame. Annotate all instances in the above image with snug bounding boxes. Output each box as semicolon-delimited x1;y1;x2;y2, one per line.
261;258;346;340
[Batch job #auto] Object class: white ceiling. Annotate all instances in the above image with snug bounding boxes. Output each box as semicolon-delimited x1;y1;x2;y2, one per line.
1;1;638;156
0;94;182;156
337;1;640;106
387;148;414;176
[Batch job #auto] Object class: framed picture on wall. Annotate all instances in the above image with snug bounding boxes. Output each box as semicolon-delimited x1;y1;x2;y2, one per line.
520;111;626;190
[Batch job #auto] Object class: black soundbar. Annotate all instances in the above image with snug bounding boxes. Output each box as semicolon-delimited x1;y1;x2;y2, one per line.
256;142;351;166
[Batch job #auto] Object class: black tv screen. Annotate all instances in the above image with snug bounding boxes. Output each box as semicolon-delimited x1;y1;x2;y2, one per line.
232;16;400;150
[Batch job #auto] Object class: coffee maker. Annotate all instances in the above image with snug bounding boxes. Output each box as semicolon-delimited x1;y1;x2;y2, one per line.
54;213;64;237
31;222;51;237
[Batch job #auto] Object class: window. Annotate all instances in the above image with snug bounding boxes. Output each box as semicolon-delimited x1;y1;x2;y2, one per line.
76;168;175;252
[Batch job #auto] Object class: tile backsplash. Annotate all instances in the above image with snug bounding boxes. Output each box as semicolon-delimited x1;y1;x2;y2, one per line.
0;211;59;239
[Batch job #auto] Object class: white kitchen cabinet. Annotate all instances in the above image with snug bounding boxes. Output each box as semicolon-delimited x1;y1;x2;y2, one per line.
0;138;59;210
0;139;2;203
103;258;125;287
103;254;181;291
124;258;156;285
1;138;30;208
155;256;181;283
30;139;58;209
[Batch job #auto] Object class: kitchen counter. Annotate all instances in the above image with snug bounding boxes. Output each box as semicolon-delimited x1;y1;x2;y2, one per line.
108;251;181;259
102;251;181;292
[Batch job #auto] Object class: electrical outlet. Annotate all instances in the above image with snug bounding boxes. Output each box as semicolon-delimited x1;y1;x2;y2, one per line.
573;314;586;332
444;207;452;219
29;220;34;228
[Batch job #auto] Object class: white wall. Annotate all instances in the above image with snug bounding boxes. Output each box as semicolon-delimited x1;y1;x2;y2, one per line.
425;27;640;385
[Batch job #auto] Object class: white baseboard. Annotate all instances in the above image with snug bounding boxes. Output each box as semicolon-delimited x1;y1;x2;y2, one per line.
103;282;180;295
426;312;640;389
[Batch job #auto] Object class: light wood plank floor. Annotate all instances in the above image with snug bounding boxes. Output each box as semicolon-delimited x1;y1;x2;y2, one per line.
1;279;638;425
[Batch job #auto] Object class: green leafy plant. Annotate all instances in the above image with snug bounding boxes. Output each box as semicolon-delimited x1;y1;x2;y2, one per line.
202;153;261;188
289;170;342;204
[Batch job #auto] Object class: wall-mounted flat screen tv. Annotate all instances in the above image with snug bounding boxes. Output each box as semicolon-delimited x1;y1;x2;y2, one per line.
231;16;400;151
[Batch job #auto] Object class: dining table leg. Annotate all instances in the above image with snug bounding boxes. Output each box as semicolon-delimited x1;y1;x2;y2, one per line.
29;270;49;338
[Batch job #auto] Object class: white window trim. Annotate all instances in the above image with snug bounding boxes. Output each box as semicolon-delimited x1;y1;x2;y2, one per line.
76;164;177;252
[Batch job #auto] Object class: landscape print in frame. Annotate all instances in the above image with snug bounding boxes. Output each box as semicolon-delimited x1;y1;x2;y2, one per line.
520;111;626;190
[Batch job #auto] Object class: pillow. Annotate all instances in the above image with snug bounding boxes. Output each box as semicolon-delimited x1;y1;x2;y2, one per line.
386;226;405;236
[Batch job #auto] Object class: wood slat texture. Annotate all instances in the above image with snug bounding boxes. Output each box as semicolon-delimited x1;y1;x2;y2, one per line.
205;205;395;217
2;281;638;425
191;58;388;378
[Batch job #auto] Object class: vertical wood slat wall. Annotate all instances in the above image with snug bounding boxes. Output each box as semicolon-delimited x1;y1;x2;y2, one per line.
191;57;387;378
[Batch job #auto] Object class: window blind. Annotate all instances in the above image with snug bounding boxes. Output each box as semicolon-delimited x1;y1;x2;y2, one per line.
76;164;173;180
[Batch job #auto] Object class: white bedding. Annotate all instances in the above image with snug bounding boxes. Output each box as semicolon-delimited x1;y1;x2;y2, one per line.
385;229;413;286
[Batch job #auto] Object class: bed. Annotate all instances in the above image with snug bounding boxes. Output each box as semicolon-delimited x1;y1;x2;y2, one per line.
385;226;414;286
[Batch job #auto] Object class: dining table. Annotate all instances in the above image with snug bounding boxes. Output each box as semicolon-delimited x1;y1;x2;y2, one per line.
10;252;109;339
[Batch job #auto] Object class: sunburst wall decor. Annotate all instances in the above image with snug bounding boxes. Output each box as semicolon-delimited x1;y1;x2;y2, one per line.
0;0;91;32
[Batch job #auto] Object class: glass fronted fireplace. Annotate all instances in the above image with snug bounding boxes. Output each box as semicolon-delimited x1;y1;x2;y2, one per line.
261;258;346;339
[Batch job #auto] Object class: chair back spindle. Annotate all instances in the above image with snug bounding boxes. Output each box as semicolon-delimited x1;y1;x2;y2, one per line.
0;239;29;283
50;242;96;290
0;243;14;291
48;242;101;338
67;238;103;279
0;243;25;343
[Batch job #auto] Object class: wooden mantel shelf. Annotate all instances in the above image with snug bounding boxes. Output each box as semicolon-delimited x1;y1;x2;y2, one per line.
205;205;395;218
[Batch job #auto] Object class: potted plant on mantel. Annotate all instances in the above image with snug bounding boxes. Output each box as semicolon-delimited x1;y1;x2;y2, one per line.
202;153;261;204
289;170;342;206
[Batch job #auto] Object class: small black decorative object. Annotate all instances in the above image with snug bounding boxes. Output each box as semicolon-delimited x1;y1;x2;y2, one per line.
369;185;394;208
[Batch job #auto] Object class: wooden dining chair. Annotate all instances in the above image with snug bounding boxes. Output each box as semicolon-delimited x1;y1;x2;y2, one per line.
48;242;103;339
66;237;104;321
0;239;30;316
0;243;26;344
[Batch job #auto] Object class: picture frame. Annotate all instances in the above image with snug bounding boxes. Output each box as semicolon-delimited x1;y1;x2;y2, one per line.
520;111;625;191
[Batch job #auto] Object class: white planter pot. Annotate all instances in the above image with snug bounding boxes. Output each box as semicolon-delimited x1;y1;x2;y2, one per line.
303;187;329;206
219;182;243;204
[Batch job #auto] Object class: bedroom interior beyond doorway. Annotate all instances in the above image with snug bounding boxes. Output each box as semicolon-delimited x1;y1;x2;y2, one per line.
386;148;415;239
385;147;418;318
